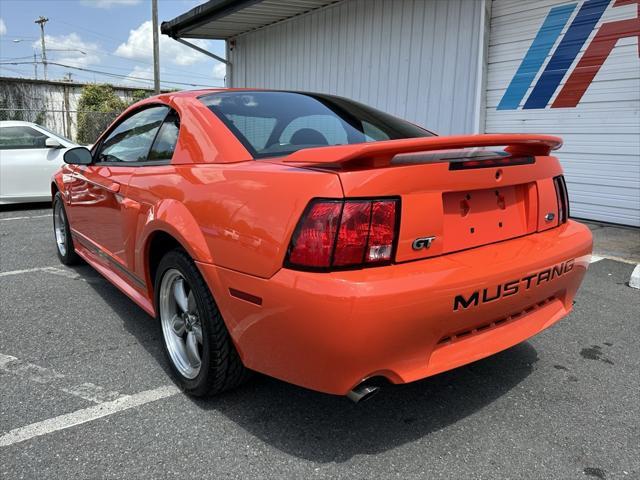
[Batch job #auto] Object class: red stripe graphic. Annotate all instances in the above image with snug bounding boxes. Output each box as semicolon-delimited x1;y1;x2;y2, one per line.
553;0;639;108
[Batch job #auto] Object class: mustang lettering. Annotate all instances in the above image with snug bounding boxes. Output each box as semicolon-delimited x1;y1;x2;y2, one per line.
454;259;575;311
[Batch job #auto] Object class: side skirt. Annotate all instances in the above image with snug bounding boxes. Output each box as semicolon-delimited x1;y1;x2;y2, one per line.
72;232;155;317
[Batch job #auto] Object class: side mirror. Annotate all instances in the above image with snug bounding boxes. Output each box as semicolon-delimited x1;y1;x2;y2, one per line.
45;137;63;149
63;147;93;165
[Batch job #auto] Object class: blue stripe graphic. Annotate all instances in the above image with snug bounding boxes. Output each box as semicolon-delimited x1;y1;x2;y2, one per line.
524;0;611;109
497;3;577;110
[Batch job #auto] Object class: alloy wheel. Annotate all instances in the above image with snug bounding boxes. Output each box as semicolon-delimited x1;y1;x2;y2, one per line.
159;269;204;379
53;200;67;256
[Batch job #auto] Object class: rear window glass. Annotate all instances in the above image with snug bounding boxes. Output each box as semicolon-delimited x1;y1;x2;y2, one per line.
280;115;348;145
199;91;433;158
225;114;276;151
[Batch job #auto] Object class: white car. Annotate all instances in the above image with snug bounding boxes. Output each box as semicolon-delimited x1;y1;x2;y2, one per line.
0;121;79;204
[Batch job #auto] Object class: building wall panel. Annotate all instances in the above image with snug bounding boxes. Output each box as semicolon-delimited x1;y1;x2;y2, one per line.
231;0;483;135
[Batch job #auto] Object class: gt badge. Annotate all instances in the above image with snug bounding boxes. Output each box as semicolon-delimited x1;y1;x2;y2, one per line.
412;236;435;250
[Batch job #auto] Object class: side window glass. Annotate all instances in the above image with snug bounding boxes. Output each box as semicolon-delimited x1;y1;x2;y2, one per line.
280;115;348;146
0;126;48;150
148;111;180;161
96;106;168;163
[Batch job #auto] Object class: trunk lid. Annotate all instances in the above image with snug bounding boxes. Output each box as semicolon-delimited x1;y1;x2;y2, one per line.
274;134;564;263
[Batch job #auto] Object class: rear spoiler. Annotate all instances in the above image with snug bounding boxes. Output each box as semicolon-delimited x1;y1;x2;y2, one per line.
281;134;562;165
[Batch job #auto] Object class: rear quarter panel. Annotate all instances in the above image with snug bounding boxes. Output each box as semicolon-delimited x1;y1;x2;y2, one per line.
128;161;343;281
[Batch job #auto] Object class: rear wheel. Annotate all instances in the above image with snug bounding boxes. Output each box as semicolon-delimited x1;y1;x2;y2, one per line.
155;249;249;396
52;192;80;265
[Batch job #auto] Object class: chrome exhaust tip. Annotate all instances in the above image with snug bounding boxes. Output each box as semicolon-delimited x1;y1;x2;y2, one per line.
346;384;380;404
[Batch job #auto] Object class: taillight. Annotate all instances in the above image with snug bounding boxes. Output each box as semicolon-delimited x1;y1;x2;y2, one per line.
286;201;342;268
366;200;397;263
553;175;569;224
286;198;400;270
333;202;372;266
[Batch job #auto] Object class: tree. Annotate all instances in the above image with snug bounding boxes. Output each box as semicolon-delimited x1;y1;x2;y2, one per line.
130;89;150;103
76;84;127;144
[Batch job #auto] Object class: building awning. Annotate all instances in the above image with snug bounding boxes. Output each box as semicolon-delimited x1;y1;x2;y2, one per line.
161;0;338;40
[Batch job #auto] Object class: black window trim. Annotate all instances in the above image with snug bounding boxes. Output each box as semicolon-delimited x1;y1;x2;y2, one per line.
91;103;179;167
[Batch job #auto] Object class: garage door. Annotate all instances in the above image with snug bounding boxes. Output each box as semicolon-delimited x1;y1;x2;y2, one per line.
485;0;640;226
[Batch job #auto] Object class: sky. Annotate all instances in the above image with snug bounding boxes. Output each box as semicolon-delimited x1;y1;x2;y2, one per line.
0;0;226;90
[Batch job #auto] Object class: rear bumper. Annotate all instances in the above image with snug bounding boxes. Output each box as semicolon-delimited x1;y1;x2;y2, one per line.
198;220;593;395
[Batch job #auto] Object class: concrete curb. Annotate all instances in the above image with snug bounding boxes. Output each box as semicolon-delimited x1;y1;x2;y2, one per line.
630;264;640;290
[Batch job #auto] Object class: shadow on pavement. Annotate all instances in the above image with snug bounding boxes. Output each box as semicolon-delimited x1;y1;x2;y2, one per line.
0;202;51;213
192;342;537;463
75;261;538;463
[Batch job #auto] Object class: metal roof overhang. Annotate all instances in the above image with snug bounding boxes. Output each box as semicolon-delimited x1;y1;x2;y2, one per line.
161;0;338;40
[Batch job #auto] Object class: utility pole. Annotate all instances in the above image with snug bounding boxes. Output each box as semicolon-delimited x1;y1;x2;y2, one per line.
33;52;38;79
34;16;48;80
151;0;160;94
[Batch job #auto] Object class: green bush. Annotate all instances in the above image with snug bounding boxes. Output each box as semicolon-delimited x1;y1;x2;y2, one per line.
131;89;151;103
77;84;128;144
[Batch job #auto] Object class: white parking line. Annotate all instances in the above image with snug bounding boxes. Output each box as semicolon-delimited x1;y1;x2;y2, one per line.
60;383;123;404
41;266;81;279
0;353;122;403
590;255;604;263
0;267;49;277
0;266;79;279
0;385;180;447
0;214;50;222
0;353;64;384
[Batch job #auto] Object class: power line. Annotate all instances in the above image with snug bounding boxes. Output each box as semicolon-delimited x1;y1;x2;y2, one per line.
0;61;221;88
1;55;223;84
42;55;220;84
0;37;39;42
6;18;224;83
55;18;222;62
2;17;225;87
19;32;222;82
46;46;220;81
54;19;133;47
53;18;225;69
0;55;38;61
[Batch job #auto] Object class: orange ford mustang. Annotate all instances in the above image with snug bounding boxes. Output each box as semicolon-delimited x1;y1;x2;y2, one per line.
52;90;593;402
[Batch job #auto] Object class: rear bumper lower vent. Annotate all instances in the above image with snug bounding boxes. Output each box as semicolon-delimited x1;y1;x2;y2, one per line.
437;296;557;346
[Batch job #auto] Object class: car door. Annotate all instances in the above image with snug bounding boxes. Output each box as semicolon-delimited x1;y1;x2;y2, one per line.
0;125;58;200
66;105;170;274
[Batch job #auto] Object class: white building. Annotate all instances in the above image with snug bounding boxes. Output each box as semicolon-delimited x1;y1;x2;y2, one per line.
163;0;640;227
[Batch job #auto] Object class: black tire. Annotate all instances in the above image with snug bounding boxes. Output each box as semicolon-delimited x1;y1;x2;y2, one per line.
155;249;249;396
52;192;80;265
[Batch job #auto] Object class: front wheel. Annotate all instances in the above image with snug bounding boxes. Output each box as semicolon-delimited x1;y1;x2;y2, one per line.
52;192;80;265
155;249;249;396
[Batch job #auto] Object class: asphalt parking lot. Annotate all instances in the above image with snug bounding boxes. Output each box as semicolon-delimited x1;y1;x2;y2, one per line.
1;205;639;480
